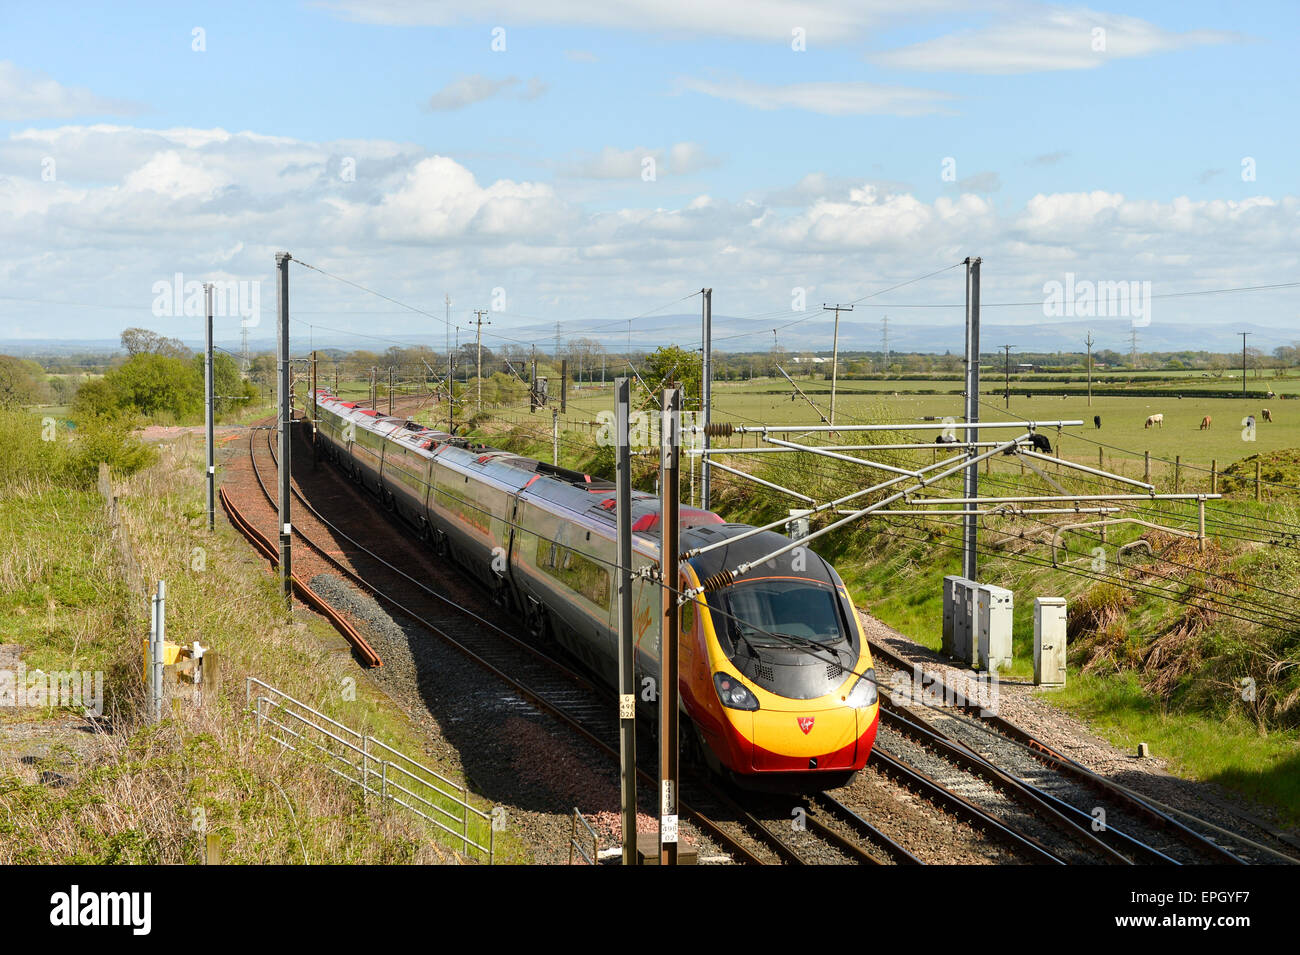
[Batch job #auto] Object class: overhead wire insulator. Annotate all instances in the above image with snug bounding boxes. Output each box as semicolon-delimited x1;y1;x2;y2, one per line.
699;569;736;593
704;422;734;438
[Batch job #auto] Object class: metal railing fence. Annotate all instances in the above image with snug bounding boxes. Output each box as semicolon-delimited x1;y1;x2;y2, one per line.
247;677;495;863
569;808;600;865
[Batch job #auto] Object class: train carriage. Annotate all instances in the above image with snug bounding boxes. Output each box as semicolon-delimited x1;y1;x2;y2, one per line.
311;389;879;786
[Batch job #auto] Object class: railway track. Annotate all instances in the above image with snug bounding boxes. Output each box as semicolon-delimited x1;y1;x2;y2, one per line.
865;639;1293;865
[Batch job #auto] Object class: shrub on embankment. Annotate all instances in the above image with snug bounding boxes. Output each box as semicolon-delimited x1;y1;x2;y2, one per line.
0;409;156;490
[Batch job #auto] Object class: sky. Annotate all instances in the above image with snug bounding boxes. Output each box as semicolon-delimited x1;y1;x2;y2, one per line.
1;1;1297;357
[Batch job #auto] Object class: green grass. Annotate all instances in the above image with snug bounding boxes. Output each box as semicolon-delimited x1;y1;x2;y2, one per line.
1048;673;1300;824
0;485;131;710
0;435;528;864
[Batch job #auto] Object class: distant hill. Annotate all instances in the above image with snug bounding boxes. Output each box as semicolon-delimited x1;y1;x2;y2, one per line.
0;318;1287;357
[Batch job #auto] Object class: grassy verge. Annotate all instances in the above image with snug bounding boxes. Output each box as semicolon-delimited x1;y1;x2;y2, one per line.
0;425;526;863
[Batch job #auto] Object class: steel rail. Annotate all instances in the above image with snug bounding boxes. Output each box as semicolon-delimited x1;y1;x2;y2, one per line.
878;698;1133;864
865;637;1251;865
218;485;382;667
870;748;1066;865
808;794;924;865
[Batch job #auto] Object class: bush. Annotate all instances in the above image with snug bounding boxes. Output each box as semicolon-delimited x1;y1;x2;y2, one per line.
63;414;157;487
72;353;202;422
0;409;155;490
0;409;69;485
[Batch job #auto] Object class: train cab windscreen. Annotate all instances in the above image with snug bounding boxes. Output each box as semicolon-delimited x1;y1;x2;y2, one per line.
717;579;846;648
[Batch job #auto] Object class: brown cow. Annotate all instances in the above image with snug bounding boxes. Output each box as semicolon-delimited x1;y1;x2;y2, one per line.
1262;408;1273;422
1200;415;1212;430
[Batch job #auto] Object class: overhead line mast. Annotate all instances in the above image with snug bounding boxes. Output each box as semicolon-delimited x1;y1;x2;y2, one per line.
822;303;854;425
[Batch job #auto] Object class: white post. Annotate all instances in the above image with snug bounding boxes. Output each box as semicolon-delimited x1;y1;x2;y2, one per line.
152;580;167;722
1034;597;1067;686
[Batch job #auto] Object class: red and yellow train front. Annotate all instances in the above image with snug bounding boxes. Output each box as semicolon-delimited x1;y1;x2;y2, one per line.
680;569;879;779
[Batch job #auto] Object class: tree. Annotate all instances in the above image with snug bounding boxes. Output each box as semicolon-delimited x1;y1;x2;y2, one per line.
639;344;703;411
192;351;256;415
0;355;50;409
120;327;189;359
73;352;203;420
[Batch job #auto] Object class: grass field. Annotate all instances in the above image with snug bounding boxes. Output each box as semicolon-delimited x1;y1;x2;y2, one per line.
460;377;1297;497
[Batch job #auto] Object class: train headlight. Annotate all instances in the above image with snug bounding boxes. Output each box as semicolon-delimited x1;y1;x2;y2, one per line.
713;673;759;711
844;667;878;709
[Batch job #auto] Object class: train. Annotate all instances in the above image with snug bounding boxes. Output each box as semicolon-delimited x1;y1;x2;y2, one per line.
310;389;879;786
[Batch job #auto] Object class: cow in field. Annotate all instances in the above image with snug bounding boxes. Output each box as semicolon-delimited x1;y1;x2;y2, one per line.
1145;413;1163;429
1200;415;1212;430
1094;415;1101;429
935;434;956;444
1003;432;1053;455
1262;408;1273;423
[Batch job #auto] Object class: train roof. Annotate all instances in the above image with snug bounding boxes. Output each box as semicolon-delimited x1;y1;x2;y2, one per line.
313;388;733;546
681;522;838;589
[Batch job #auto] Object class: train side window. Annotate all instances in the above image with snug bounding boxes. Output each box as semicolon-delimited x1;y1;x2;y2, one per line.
536;536;609;608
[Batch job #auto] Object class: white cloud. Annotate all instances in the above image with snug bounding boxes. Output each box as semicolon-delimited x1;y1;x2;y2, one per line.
678;76;956;116
318;0;966;43
0;61;142;121
426;74;547;110
1;123;1297;343
123;150;230;199
870;8;1239;74
558;142;721;179
360;155;567;239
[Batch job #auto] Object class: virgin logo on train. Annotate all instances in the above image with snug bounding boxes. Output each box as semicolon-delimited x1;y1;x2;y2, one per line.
797;717;815;735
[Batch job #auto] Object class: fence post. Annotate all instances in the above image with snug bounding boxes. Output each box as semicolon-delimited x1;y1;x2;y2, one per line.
381;760;388;801
1144;450;1150;484
1198;498;1206;553
1098;447;1103;469
1174;454;1181;493
362;737;370;801
1256;459;1262;502
151;580;166;724
1211;458;1217;494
